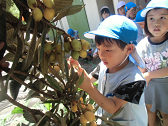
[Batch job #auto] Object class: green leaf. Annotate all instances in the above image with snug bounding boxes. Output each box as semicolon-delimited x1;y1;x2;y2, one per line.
22;22;37;71
64;56;69;82
36;114;50;126
67;5;85;16
48;66;65;86
53;0;73;13
45;74;63;92
11;107;23;114
6;11;19;23
40;52;48;75
7;35;23;83
74;71;84;92
25;15;32;41
39;25;46;63
52;4;71;22
44;103;52;110
9;80;22;100
0;85;7;102
23;110;42;123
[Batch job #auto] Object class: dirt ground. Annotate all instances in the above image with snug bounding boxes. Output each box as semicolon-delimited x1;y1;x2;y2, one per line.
78;57;101;73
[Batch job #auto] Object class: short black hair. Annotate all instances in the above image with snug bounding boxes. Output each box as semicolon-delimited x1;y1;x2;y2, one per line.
95;35;127;50
101;8;110;15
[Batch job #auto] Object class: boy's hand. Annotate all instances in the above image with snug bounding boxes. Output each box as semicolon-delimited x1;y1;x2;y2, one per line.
67;57;93;91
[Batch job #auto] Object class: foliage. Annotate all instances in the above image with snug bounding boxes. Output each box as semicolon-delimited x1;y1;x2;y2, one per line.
0;0;123;125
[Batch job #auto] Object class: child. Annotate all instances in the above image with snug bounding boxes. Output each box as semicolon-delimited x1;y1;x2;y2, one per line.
69;15;147;126
134;9;145;43
100;6;111;22
125;2;137;20
134;9;145;29
67;28;79;39
136;0;168;125
117;1;126;15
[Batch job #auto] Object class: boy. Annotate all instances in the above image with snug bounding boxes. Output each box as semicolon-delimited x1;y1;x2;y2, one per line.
117;1;126;15
125;2;137;20
69;15;147;126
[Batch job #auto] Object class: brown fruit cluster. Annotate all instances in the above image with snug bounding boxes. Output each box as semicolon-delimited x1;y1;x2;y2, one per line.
43;41;63;73
70;97;97;126
27;0;55;22
65;39;91;60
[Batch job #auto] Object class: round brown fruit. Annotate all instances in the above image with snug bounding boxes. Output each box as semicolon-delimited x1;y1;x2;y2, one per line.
43;8;55;21
27;0;37;9
81;39;91;51
80;114;87;124
71;105;78;112
79;49;87;58
71;39;82;51
43;0;54;8
71;51;79;60
90;121;97;126
53;66;60;72
86;104;93;111
44;42;52;54
32;8;43;22
84;111;95;122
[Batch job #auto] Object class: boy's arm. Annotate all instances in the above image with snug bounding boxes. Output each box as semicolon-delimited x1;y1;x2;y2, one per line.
68;58;126;113
80;69;127;114
87;84;127;114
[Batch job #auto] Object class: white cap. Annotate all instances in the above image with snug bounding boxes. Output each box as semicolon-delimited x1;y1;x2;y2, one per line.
117;1;126;10
100;6;109;11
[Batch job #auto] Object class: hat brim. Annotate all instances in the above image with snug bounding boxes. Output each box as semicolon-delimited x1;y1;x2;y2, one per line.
134;20;144;23
141;7;168;17
84;29;119;40
130;47;145;68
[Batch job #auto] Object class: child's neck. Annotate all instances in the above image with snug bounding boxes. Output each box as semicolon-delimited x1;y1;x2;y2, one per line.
150;35;167;43
108;59;129;73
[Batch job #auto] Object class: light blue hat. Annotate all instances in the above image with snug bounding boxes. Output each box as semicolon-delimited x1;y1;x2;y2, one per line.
141;0;168;17
84;15;138;45
84;15;145;68
134;9;145;23
124;2;137;12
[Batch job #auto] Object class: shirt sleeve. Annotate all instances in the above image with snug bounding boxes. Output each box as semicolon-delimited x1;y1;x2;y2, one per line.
114;80;146;104
90;63;100;80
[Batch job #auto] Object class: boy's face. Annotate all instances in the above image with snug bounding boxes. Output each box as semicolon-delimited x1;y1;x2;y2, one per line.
118;6;125;15
127;7;137;19
96;39;129;73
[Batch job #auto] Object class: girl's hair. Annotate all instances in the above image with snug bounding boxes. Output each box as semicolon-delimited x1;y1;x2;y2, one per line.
101;8;110;15
95;35;127;50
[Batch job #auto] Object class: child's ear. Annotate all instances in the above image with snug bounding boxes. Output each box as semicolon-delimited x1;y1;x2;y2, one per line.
125;44;134;55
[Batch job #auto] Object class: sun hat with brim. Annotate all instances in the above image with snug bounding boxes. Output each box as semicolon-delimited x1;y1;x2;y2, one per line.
67;28;74;37
134;9;145;23
84;15;145;68
141;0;168;17
100;6;109;11
117;1;126;10
124;2;137;12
